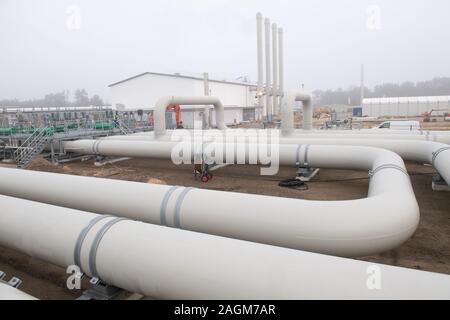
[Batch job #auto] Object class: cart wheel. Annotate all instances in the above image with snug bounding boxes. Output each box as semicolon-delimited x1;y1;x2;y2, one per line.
201;175;209;183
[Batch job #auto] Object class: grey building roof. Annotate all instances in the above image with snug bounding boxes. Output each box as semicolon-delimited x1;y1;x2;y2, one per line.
108;72;257;88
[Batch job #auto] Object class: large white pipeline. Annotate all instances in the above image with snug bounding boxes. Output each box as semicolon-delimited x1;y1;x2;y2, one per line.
63;137;450;185
0;283;37;300
2;144;420;257
1;194;449;299
153;96;227;137
103;129;450;145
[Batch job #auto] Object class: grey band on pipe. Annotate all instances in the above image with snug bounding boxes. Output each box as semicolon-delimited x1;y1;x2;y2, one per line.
173;187;194;229
304;145;310;166
295;144;302;166
432;147;450;167
369;164;409;178
91;140;102;155
88;217;128;278
159;186;181;226
96;140;102;154
73;215;112;270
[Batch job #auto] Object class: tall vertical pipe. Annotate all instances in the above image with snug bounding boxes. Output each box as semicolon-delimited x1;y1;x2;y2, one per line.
278;27;284;104
203;73;210;128
272;23;279;116
256;13;264;111
360;64;365;108
264;18;272;122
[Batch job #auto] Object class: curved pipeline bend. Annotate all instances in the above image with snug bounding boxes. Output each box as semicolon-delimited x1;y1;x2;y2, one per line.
154;96;227;137
281;92;313;134
1;144;420;257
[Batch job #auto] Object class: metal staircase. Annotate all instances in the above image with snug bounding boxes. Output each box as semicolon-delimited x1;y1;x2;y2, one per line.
116;120;133;135
14;127;53;168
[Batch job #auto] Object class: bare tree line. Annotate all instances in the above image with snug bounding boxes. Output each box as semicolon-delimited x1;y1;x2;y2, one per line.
0;89;106;108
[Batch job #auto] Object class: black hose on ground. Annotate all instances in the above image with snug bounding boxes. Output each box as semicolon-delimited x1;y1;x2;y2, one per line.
278;178;309;190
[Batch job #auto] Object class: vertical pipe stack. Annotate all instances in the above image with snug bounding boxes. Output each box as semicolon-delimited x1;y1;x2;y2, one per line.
257;13;283;122
278;27;284;108
272;23;279;116
203;73;210;128
256;13;264;114
264;18;272;122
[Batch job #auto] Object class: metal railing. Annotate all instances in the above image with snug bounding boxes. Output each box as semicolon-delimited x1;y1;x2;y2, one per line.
14;126;53;168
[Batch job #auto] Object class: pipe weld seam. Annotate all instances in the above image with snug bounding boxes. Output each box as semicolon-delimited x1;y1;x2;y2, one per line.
369;164;409;178
73;215;113;270
88;217;128;279
173;187;194;229
159;186;181;226
432;147;450;167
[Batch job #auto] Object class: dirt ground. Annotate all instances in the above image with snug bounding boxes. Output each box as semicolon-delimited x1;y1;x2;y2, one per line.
0;155;449;299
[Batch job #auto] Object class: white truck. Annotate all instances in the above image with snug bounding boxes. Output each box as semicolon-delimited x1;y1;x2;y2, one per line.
374;120;421;131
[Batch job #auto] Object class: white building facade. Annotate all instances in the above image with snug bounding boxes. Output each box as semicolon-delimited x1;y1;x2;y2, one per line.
362;96;450;118
109;72;261;127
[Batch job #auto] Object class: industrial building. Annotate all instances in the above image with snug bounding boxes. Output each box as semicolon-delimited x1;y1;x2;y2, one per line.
362;96;450;118
109;72;262;127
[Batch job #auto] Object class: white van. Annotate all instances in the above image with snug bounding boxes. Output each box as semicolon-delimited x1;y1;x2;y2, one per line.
374;120;421;131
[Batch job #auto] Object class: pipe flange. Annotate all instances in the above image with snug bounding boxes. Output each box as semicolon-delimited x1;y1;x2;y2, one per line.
432;147;450;167
369;164;409;178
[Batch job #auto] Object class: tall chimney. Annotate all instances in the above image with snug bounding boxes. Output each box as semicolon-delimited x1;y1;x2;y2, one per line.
203;72;210;128
265;18;272;122
272;23;279;116
256;13;264;111
278;28;284;104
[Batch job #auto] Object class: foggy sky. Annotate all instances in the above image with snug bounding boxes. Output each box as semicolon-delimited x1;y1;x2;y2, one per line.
1;0;449;102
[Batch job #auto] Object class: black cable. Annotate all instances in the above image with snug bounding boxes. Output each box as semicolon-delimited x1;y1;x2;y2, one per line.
214;171;436;184
278;178;309;190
